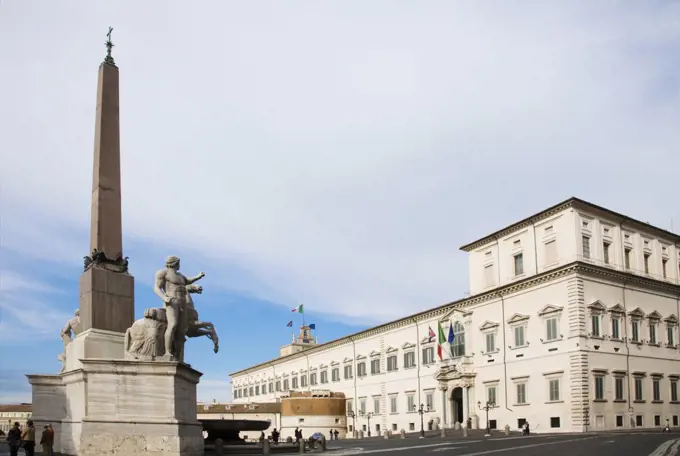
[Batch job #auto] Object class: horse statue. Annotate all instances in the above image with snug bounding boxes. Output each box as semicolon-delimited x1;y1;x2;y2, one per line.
186;284;219;353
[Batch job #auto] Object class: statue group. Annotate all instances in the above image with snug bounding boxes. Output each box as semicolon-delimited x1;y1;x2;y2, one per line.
58;256;219;369
124;256;219;362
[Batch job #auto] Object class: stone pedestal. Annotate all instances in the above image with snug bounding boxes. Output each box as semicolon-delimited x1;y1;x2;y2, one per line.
79;267;134;334
29;359;204;456
64;328;125;372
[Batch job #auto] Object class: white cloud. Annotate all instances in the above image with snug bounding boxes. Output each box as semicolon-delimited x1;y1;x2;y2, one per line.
0;271;72;343
1;2;678;321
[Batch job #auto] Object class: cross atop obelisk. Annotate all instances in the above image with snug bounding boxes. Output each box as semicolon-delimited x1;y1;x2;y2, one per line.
79;28;134;334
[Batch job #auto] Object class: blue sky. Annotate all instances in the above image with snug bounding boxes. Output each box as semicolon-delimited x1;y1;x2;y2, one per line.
1;1;679;403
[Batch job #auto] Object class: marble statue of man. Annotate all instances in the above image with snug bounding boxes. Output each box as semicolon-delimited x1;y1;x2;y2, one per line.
58;309;81;372
154;256;205;360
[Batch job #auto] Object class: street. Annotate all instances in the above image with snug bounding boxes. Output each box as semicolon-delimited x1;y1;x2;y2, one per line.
325;431;680;456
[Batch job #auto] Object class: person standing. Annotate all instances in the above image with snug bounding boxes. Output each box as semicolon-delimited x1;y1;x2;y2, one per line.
5;422;22;456
21;419;36;456
40;424;54;455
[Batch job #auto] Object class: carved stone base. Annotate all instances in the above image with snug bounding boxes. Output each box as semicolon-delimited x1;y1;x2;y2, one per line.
63;328;125;372
28;359;204;456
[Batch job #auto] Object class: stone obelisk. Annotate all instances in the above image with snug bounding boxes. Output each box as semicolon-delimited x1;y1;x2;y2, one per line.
79;27;134;336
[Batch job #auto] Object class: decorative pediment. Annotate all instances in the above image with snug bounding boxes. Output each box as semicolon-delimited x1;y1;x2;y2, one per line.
587;300;606;312
282;373;289;377
369;350;381;357
308;366;318;372
319;363;328;369
330;361;340;366
343;357;353;363
300;368;307;373
421;336;435;345
291;371;298;375
665;315;678;325
538;305;564;316
608;304;625;314
507;313;530;325
628;307;645;318
440;307;473;322
479;320;499;332
402;342;416;350
647;311;662;321
386;346;398;353
356;354;366;360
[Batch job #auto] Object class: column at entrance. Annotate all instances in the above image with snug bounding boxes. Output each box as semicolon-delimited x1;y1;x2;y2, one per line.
463;386;469;426
439;385;448;428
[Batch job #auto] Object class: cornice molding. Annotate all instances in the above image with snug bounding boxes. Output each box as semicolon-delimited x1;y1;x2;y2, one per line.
229;261;680;377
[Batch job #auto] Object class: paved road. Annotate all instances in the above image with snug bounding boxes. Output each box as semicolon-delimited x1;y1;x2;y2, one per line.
326;432;680;456
3;432;679;455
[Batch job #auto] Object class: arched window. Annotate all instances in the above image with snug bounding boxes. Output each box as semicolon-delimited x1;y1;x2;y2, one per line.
452;322;465;357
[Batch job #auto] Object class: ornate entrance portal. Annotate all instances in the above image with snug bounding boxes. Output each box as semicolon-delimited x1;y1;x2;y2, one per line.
434;357;478;429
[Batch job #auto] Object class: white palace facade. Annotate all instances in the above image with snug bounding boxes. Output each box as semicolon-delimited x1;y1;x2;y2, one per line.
229;197;680;434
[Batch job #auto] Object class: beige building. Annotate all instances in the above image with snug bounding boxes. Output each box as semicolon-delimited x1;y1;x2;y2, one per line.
229;198;680;434
198;391;347;441
0;404;32;434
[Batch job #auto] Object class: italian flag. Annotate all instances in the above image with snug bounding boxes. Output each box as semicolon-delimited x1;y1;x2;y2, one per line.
437;321;446;360
292;304;304;313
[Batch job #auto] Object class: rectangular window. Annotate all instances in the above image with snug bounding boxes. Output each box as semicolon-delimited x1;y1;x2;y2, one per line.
406;394;415;411
514;325;525;346
275;381;281;392
616;415;624;427
649;324;657;344
344;365;353;380
371;359;381;375
662;259;668;278
594;376;604;400
487;386;497;405
612;318;620;339
387;355;398;372
516;383;527;404
668;326;676;346
292;377;299;389
390;396;398;413
624;248;631;269
269;382;274;393
373;397;380;414
635;378;643;401
582;236;591;259
603;242;611;264
549;379;560;401
310;373;317;386
422;347;435;364
550;417;560;428
425;392;434;410
632;321;640;342
644;253;651;274
486;333;496;352
484;264;495;287
283;379;289;390
357;362;366;377
545;240;557;265
591;315;600;337
359;399;366;414
671;381;678;402
404;352;416;368
347;400;354;413
300;375;308;387
255;385;260;395
653;379;661;401
546;317;558;341
615;377;624;400
332;368;340;381
514;253;524;276
320;371;328;384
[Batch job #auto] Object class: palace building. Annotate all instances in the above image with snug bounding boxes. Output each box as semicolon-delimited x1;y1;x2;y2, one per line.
229;197;680;434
